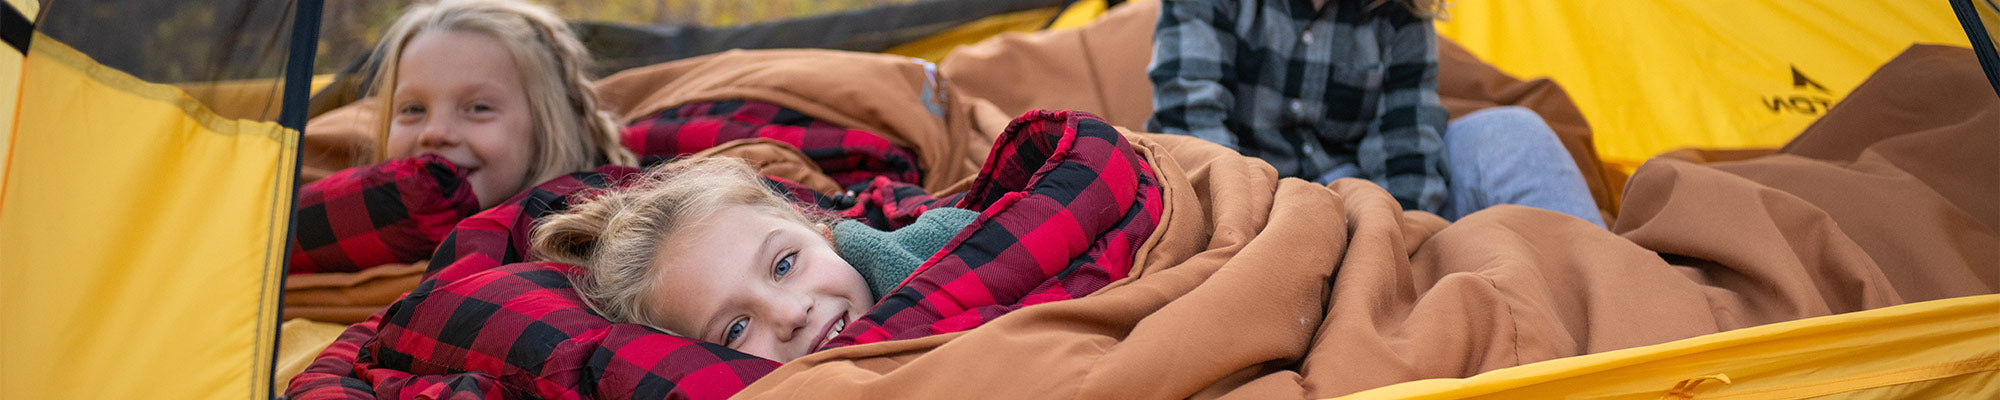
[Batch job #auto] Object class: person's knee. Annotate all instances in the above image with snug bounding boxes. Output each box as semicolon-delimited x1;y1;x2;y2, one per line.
1452;106;1554;142
1447;106;1581;176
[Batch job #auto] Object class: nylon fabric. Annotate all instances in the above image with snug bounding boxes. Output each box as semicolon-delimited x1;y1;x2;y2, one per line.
884;7;1062;62
1;40;18;181
2;0;34;21
1435;0;1970;171
1047;0;1112;31
0;36;293;399
1332;295;2000;400
0;0;26;181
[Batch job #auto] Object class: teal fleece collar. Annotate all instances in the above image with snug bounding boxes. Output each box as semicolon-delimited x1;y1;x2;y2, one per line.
832;207;980;300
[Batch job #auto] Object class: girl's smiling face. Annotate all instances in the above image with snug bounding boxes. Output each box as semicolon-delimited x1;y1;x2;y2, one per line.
385;30;536;209
646;205;873;362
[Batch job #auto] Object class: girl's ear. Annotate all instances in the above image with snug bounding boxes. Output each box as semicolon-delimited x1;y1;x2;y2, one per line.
816;223;835;244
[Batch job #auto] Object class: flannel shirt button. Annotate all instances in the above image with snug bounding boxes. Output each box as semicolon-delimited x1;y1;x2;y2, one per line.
1288;100;1306;117
1301;31;1314;45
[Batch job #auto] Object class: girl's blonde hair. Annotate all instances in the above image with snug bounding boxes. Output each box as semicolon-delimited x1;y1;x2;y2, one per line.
371;0;636;188
531;157;839;331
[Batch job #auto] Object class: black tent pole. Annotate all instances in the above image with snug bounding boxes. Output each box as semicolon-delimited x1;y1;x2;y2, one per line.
279;0;323;133
273;0;322;397
1948;0;2000;98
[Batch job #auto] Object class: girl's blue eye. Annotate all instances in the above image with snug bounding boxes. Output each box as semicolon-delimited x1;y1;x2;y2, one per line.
398;104;425;115
725;318;747;344
774;252;796;278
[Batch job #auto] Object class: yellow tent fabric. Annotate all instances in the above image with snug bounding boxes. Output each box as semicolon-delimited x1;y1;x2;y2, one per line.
1435;1;1972;172
1046;0;1112;30
0;0;28;19
0;35;295;399
885;7;1062;62
273;318;350;398
0;0;30;181
1332;294;2000;399
884;0;1114;62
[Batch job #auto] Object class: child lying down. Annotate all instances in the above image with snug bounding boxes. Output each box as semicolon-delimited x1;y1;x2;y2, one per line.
289;102;1994;399
532;157;978;362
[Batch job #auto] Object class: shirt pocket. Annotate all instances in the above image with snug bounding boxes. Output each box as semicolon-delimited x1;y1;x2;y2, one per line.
1320;60;1386;136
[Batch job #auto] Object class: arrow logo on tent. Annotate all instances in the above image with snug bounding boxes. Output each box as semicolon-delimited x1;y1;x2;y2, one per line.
1792;65;1829;93
1763;65;1838;116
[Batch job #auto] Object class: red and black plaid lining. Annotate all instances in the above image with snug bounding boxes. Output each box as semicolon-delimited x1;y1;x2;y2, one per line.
289;154;481;275
830;110;1164;347
422;167;638;283
291;166;783;400
624;98;951;229
621;99;924;188
290;110;1162;400
289;264;780;400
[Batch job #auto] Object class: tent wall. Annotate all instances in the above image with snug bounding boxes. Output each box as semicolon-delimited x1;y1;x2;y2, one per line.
1334;295;2000;399
0;0;28;180
0;33;294;400
1;0;309;397
1435;1;1971;171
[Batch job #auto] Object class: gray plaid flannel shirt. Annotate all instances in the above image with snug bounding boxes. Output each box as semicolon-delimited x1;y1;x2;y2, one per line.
1147;0;1448;212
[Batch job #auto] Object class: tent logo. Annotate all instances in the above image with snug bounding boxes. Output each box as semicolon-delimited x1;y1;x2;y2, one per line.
1762;65;1836;116
1792;66;1829;93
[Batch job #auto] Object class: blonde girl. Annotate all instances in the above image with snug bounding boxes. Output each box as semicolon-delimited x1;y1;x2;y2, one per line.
289;0;637;276
370;0;636;208
533;157;872;363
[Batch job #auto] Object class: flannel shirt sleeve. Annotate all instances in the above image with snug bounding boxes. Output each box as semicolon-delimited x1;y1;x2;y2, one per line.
1357;16;1450;213
1147;0;1241;149
289;154;481;275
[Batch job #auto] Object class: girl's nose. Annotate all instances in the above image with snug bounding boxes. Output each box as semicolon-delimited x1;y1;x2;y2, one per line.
759;296;812;342
416;119;460;148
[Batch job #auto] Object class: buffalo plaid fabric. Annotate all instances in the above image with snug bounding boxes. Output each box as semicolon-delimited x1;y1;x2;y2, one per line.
623;97;957;229
838;176;965;231
1149;0;1449;211
289;154;481;275
622;99;924;188
422;166;638;283
290;166;784;400
290;110;1162;399
286;263;782;400
828;110;1164;348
